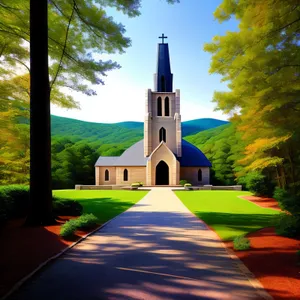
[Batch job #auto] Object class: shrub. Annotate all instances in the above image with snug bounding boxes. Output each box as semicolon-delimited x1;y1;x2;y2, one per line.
131;183;140;188
180;180;188;186
274;188;300;237
60;219;77;239
244;172;275;197
75;213;99;230
0;185;30;224
233;236;250;251
275;213;300;237
53;197;83;216
273;187;300;214
184;183;192;187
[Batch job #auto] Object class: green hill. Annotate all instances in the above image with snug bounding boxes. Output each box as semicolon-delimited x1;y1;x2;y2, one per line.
184;123;244;185
181;118;228;136
51;115;228;143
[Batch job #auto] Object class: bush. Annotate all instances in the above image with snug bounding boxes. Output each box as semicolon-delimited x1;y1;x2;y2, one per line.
75;213;99;230
131;182;143;187
273;187;300;214
274;188;300;237
60;214;99;240
184;183;192;187
233;236;251;251
53;197;83;216
180;180;188;186
275;214;300;237
244;172;275;197
0;186;83;227
131;183;140;189
60;219;77;239
0;185;30;224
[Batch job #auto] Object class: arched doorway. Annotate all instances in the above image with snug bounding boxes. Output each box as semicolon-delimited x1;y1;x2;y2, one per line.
156;161;169;185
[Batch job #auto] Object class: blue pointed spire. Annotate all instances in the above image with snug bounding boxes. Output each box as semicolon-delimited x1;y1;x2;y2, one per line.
154;34;173;92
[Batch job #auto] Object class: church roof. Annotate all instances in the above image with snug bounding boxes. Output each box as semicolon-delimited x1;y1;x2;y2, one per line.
178;140;212;167
95;139;211;167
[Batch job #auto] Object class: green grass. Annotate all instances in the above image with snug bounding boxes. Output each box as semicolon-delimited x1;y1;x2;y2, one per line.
175;190;281;241
53;190;147;224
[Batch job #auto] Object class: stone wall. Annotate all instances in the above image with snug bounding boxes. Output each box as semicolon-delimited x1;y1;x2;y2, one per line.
95;166;116;185
116;166;146;185
180;167;210;185
146;143;179;185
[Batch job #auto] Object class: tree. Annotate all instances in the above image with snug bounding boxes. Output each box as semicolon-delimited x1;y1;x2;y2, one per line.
204;0;300;191
26;0;52;225
2;0;178;224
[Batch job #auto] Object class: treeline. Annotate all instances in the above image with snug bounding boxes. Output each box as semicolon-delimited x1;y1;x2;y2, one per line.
200;0;300;236
52;136;136;189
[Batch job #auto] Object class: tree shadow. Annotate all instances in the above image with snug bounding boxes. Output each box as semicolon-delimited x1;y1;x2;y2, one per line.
8;207;280;300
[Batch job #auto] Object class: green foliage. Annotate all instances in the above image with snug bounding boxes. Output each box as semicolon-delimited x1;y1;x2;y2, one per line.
0;185;29;224
275;214;300;238
131;183;140;188
60;219;78;240
273;188;300;215
179;180;188;186
204;0;300;193
52;198;83;216
75;213;99;230
131;182;143;187
185;123;244;185
244;172;275;197
233;236;251;251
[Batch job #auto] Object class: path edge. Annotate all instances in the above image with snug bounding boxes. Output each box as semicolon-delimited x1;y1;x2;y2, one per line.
173;191;273;300
1;192;150;300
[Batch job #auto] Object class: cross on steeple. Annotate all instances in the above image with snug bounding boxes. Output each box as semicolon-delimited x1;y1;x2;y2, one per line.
159;33;168;44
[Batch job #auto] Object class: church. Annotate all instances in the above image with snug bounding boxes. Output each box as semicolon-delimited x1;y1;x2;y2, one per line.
95;35;211;186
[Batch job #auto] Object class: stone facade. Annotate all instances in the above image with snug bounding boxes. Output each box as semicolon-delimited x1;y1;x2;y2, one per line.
95;166;116;185
116;166;146;185
96;166;146;185
146;142;180;185
180;167;210;185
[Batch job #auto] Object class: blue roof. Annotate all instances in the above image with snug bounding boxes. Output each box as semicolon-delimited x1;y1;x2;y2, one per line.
178;140;212;167
95;139;211;167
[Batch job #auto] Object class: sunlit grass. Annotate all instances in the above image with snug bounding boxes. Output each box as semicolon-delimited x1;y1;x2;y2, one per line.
53;190;148;224
175;191;280;241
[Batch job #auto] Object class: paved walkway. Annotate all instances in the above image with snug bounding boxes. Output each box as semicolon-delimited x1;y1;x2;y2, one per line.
10;188;267;300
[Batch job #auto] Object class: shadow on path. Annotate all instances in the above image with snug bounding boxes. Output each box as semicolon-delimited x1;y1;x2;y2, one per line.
9;189;267;300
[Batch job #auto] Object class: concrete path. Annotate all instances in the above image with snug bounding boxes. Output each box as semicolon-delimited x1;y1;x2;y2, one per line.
10;188;267;300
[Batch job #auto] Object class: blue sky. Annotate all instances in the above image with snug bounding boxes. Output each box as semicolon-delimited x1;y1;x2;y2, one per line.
51;0;238;123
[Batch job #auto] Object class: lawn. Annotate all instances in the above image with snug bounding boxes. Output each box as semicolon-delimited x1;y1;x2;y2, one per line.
53;190;148;224
175;190;281;241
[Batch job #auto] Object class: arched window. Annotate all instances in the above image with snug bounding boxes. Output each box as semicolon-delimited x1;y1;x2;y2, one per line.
105;169;109;181
157;97;162;116
165;97;170;116
159;127;166;142
161;76;166;92
198;169;202;181
123;169;128;181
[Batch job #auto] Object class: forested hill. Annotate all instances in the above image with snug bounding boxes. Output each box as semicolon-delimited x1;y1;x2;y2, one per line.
51;115;228;142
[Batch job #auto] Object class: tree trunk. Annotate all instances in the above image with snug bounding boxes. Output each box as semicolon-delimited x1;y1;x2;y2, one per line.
26;0;53;225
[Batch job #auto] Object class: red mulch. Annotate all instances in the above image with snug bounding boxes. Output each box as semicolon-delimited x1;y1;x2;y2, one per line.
241;195;282;211
224;196;300;300
0;217;89;298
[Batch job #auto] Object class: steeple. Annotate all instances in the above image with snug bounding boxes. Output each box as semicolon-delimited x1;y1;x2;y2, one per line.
154;34;173;92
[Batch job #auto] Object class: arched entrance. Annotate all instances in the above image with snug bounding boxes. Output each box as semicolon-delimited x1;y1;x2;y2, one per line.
156;161;169;185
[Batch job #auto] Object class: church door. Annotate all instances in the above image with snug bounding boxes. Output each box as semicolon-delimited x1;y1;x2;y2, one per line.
155;161;169;185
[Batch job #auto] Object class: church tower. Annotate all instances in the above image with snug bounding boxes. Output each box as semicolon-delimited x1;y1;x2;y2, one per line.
144;34;182;158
